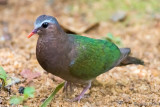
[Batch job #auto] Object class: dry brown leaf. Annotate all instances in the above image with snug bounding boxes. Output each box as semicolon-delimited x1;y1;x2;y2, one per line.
20;69;41;83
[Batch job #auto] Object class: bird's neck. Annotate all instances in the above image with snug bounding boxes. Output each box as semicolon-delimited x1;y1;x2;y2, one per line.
37;29;70;53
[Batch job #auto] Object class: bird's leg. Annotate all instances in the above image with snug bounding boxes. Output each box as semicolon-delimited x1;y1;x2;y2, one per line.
63;81;68;93
63;81;73;93
72;81;91;102
69;82;73;92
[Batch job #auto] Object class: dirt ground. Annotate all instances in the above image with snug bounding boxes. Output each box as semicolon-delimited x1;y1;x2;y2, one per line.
0;0;160;107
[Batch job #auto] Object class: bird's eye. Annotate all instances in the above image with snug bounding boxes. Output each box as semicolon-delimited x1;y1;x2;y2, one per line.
42;22;49;28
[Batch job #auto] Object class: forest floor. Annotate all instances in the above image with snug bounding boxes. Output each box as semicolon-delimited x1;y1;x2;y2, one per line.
0;0;160;106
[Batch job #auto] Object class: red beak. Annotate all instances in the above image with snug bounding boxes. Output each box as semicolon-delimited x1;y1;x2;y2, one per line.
27;29;38;38
27;32;35;38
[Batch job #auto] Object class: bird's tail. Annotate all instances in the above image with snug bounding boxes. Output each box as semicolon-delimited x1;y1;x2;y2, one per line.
117;48;144;66
119;56;144;66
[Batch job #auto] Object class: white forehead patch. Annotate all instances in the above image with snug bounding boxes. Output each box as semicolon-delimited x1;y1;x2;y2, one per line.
34;19;54;29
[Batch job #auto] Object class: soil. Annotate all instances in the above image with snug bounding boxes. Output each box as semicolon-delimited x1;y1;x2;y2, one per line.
0;0;160;106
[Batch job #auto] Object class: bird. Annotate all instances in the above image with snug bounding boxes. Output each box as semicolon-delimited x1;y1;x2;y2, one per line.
27;15;144;102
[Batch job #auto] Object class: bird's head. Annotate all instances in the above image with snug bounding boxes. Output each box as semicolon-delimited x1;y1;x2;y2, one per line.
27;15;59;38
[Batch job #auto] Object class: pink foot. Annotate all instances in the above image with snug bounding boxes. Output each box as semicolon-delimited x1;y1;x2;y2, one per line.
71;81;91;102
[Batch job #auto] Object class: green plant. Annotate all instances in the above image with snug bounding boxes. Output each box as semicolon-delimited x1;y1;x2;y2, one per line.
10;82;64;106
9;96;24;105
41;82;64;107
0;66;7;89
105;33;123;47
68;0;160;22
9;87;35;105
23;87;35;100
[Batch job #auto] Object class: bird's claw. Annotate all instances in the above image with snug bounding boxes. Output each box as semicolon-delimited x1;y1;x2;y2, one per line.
64;81;91;102
71;96;82;102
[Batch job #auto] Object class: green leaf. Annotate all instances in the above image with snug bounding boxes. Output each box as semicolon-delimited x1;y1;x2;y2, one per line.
6;78;12;86
107;33;114;40
0;66;7;88
24;87;35;99
9;87;35;106
105;33;123;47
9;96;24;105
40;82;64;107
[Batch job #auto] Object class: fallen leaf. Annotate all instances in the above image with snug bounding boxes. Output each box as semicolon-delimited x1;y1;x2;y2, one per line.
20;69;41;83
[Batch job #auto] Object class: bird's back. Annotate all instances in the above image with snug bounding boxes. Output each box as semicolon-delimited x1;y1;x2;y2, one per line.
68;34;121;80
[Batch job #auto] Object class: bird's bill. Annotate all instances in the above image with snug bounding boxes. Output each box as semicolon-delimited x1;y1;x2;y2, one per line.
27;29;38;38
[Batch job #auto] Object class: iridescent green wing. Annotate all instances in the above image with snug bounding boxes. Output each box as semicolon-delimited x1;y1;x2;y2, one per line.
69;34;121;80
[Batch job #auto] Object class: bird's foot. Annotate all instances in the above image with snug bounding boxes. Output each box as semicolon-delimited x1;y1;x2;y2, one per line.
71;81;91;102
71;95;82;102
